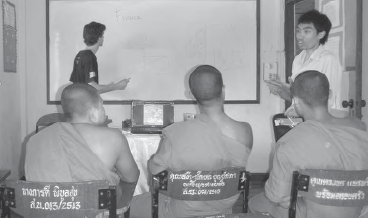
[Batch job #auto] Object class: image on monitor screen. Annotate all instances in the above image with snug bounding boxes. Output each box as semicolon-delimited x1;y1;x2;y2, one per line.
143;104;164;125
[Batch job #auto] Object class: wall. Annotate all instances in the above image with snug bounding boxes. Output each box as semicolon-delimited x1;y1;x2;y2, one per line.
362;1;368;126
25;0;285;172
0;0;26;179
344;0;356;69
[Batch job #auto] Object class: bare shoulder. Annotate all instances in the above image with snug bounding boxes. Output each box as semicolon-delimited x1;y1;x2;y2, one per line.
74;124;128;148
71;124;131;170
222;117;253;149
232;120;252;134
87;125;123;137
235;120;253;144
96;127;129;148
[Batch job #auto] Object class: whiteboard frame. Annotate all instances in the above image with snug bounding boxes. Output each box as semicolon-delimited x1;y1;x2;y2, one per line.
46;0;260;105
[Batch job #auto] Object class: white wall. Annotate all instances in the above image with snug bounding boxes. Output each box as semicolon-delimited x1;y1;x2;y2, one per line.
362;1;368;126
0;0;26;179
24;0;285;172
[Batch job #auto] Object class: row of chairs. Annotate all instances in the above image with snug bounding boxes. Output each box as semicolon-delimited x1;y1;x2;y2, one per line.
1;169;268;218
3;168;368;218
4;112;300;218
5;113;301;217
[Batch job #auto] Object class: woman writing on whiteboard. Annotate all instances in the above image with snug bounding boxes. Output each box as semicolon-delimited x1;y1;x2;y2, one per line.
69;21;131;94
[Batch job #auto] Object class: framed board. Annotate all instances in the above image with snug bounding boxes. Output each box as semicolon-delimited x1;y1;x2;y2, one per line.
319;0;343;29
3;0;16;73
46;0;260;104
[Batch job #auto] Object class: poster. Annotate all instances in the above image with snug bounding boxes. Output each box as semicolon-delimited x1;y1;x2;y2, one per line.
3;0;17;73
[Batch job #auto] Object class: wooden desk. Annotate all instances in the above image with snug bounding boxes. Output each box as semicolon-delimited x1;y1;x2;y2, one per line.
0;170;11;183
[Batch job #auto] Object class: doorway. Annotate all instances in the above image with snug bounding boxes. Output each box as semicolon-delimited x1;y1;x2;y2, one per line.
284;0;315;109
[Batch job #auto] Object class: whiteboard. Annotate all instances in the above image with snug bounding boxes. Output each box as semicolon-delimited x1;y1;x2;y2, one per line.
47;0;260;104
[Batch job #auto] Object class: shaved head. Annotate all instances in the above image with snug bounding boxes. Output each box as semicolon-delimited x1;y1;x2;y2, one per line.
61;83;102;121
189;65;224;105
291;70;329;107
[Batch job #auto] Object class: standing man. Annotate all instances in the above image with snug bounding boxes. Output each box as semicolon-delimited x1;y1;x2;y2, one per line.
266;10;345;117
250;71;368;218
129;65;253;218
70;21;131;94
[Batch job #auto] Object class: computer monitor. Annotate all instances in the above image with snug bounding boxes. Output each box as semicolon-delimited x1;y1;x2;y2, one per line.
131;101;174;130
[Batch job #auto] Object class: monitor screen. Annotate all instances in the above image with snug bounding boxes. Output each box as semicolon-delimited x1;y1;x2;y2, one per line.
131;101;174;127
143;104;163;125
274;118;303;127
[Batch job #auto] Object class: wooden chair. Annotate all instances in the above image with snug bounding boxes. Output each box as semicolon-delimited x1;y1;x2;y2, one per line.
35;113;66;133
0;170;11;184
230;173;270;218
272;113;303;142
289;169;368;218
0;179;135;218
152;167;264;218
243;173;270;205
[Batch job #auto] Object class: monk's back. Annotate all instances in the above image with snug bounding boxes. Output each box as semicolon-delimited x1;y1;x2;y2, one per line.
71;123;124;170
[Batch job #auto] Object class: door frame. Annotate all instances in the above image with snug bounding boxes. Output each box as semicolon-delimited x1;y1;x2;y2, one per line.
284;0;312;109
356;0;363;118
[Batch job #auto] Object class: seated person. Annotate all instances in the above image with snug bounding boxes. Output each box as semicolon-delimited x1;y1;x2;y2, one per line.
25;83;140;216
129;65;253;218
249;71;368;218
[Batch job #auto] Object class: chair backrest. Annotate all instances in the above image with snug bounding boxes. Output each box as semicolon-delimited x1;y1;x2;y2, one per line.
151;167;248;218
0;170;11;184
272;113;303;142
0;180;118;218
289;169;368;218
243;173;269;204
35;113;66;133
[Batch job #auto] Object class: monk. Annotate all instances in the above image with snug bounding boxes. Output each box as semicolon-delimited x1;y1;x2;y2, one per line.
25;83;139;217
130;65;253;218
249;70;368;218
